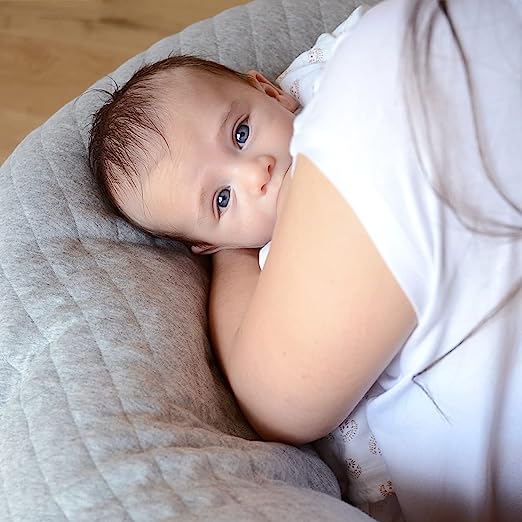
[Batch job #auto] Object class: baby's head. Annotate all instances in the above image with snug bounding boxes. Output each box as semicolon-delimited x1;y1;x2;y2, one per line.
89;55;299;254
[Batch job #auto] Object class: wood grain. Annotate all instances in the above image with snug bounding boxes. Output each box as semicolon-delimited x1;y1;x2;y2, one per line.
0;0;249;163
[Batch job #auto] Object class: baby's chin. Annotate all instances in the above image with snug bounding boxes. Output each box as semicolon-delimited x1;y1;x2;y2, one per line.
236;232;274;251
233;212;277;250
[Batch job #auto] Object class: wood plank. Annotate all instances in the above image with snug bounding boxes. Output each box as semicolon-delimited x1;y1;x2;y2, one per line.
0;0;249;163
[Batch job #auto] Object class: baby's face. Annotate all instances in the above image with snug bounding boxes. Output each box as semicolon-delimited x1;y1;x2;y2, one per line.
120;68;299;254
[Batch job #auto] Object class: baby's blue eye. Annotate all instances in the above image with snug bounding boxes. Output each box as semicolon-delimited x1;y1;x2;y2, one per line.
235;120;250;148
216;187;231;216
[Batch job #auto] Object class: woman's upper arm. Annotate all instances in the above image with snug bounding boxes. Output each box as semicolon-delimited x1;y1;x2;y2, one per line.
228;154;417;445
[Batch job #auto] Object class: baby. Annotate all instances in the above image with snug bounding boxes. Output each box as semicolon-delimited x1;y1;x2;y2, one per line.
89;54;299;257
88;5;369;266
88;6;402;521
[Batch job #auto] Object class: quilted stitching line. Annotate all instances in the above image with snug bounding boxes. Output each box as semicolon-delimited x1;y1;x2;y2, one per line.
317;0;327;32
0;350;20;375
211;17;223;65
0;344;26;382
35;130;190;513
0;465;14;522
1;166;52;346
0;282;69;521
71;98;90;154
280;0;294;50
10;150;130;516
204;452;272;522
9;148;133;520
18;357;72;522
178;26;187;55
48;343;136;521
79;244;197;510
0;258;52;375
0;167;64;522
246;3;262;69
0;263;29;376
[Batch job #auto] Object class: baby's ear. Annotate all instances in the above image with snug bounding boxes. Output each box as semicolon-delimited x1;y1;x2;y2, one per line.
246;70;300;113
191;244;223;255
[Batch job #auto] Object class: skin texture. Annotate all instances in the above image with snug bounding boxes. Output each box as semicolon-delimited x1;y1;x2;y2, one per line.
117;68;299;254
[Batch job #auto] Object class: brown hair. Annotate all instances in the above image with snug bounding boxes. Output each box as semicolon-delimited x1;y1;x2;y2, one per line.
88;55;253;246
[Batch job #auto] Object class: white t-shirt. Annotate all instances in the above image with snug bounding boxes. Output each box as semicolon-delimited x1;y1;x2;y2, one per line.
290;0;522;521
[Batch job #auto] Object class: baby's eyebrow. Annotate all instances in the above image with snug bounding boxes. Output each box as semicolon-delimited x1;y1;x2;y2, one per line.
218;100;240;139
197;185;213;226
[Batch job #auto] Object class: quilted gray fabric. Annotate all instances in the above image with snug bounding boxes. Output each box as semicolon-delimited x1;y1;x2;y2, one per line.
0;1;376;520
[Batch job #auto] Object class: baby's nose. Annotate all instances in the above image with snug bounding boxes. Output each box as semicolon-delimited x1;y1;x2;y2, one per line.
244;155;274;194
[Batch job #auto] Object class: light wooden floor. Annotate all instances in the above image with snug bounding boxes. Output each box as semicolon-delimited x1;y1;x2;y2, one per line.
0;0;249;164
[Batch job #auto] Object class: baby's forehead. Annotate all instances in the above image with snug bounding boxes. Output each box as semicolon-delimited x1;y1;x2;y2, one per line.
158;68;248;134
159;66;236;93
163;67;254;110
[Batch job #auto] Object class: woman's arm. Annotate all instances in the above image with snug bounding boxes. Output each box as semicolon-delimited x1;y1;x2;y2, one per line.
223;155;417;446
208;248;260;372
209;168;292;373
